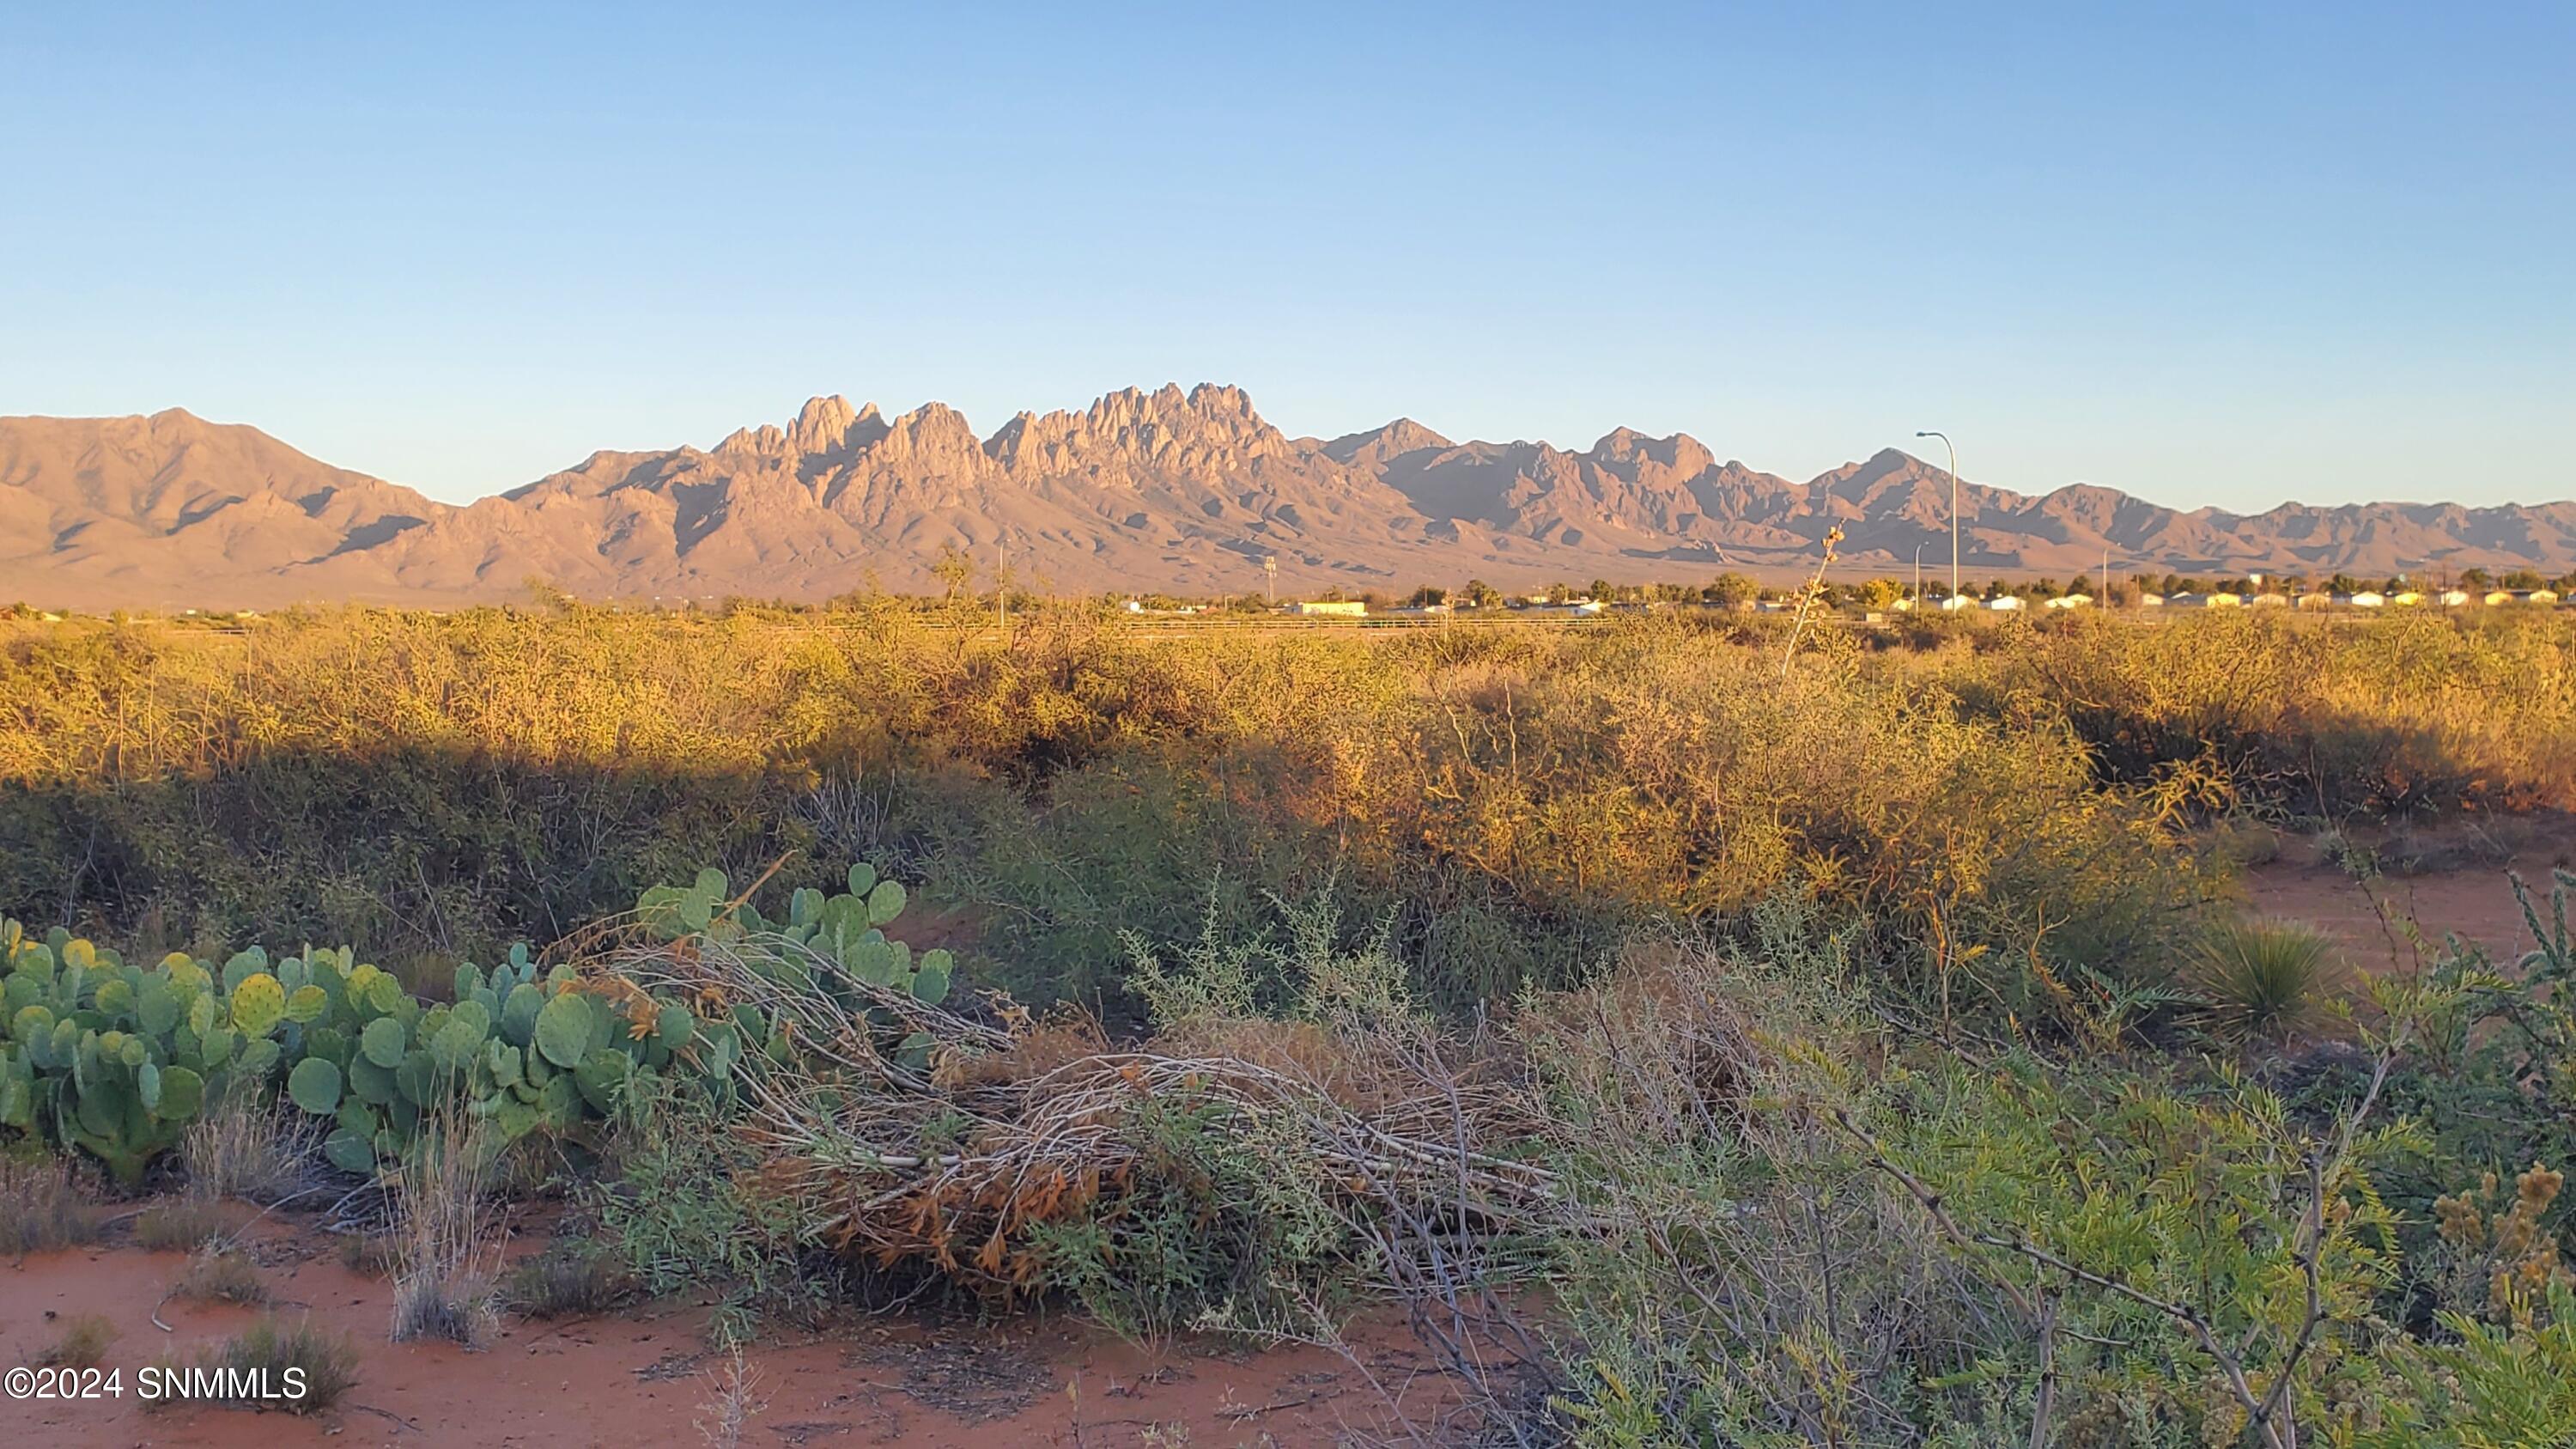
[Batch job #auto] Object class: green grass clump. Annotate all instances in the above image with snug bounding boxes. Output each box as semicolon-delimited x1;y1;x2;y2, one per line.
2192;917;2347;1044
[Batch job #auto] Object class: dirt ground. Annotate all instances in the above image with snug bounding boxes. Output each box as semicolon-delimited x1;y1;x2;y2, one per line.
1;1211;1501;1448
2244;813;2576;975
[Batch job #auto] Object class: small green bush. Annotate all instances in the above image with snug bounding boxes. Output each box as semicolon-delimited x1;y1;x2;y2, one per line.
2192;917;2346;1044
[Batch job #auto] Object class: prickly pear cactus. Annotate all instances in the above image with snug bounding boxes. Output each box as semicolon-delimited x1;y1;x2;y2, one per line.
0;870;836;1186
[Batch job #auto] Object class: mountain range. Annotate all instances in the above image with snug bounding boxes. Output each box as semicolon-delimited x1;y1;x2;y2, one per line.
7;385;2575;610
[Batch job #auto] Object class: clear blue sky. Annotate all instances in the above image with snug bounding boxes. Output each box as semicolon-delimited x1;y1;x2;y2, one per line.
4;2;2568;508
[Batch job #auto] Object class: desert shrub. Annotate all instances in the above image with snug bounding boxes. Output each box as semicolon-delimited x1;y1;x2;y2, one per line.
505;1237;639;1318
2428;1164;2574;1324
595;1073;821;1341
0;1154;98;1254
0;606;2272;1010
1992;610;2576;817
145;1315;358;1415
2354;1283;2576;1447
2191;917;2348;1044
134;1196;233;1252
1528;922;2021;1445
173;1244;269;1305
38;1313;116;1367
1526;900;2452;1449
2359;870;2576;1300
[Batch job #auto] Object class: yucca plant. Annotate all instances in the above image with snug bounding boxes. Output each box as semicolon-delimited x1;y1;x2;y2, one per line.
2192;917;2346;1044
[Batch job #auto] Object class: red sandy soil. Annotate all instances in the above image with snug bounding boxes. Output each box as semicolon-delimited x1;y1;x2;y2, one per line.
2;1212;1501;1447
2245;814;2576;975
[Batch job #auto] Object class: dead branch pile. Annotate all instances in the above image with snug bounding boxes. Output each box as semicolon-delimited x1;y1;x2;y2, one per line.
601;931;1563;1298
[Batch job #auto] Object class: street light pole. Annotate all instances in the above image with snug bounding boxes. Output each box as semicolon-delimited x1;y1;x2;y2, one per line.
1917;430;1959;606
1913;543;1923;605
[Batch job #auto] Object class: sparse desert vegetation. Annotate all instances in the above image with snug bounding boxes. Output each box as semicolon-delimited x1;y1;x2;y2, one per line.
3;603;2573;1443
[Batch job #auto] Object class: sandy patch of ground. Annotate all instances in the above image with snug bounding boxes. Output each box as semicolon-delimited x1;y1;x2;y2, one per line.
1;1211;1503;1447
2245;813;2576;974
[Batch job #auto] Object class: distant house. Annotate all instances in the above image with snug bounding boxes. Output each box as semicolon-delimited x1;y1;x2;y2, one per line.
1984;594;2026;612
1287;600;1367;617
2337;592;2385;608
1937;595;1977;612
2390;591;2425;606
2483;590;2516;606
2514;589;2561;605
2249;593;2291;607
1523;600;1607;618
1892;597;1917;612
2137;593;2166;607
2042;593;2092;609
2293;592;2332;609
2166;592;2241;608
2439;589;2471;606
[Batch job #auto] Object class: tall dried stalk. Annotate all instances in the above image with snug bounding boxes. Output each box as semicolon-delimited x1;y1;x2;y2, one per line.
388;1105;501;1346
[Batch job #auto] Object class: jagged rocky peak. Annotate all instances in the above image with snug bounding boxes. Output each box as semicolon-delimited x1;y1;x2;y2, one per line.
869;401;986;470
713;394;889;461
1589;426;1716;478
789;394;889;456
986;381;1291;476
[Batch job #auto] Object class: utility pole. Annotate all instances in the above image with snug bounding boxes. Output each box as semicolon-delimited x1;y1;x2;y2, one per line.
1917;430;1959;606
996;543;1006;634
2101;547;2110;606
1913;544;1923;606
1263;555;1277;606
